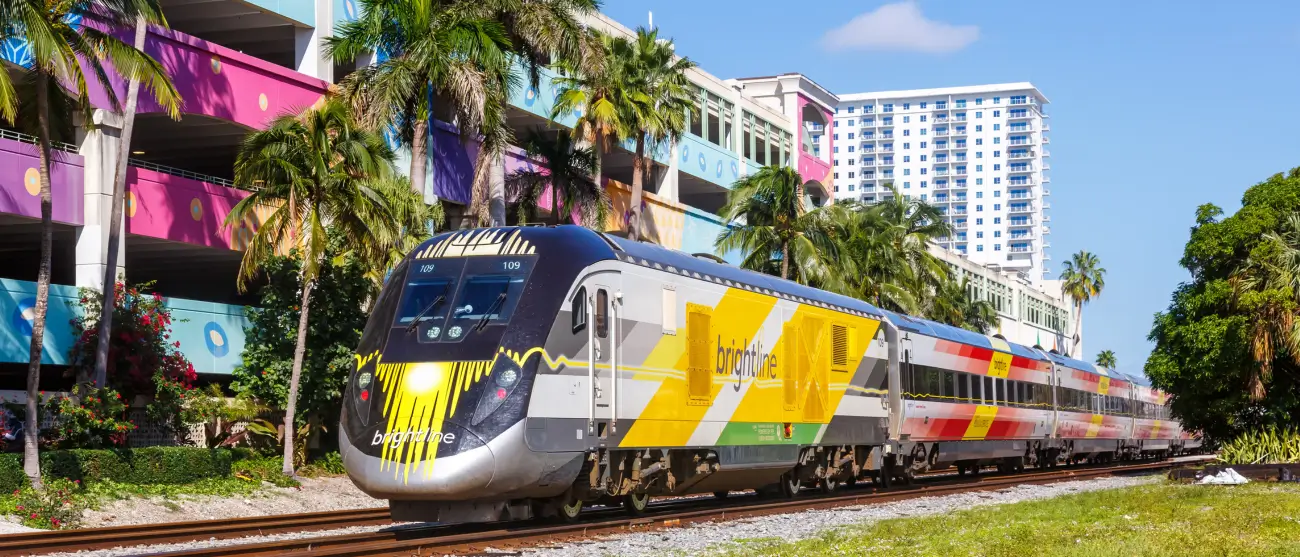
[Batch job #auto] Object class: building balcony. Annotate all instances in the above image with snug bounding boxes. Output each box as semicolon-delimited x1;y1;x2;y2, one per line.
1009;246;1033;253
954;196;968;202
934;182;950;191
1006;126;1032;134
1008;204;1034;214
1008;178;1035;186
953;129;968;137
1044;253;1052;260
861;146;875;153
954;115;968;122
933;143;950;151
1008;191;1035;200
878;160;895;167
1042;123;1051;132
860;134;876;141
1007;111;1032;121
1009;219;1034;227
1008;151;1034;160
1042;149;1051;157
880;121;895;128
953;222;968;230
934;130;949;137
1008;138;1036;147
1007;165;1033;174
1009;232;1035;240
1043;176;1052;184
953;209;968;215
953;169;969;177
1042;162;1051;170
1009;98;1037;106
880;133;895;139
1043;136;1051;144
934;171;949;177
933;156;949;163
880;146;895;152
933;104;949;111
1043;214;1052;222
933;116;950;124
1042;201;1052;209
1043;225;1052;234
1043;241;1052;248
1042;188;1052;196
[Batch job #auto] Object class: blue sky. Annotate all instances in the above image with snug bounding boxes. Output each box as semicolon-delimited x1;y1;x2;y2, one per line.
605;0;1300;374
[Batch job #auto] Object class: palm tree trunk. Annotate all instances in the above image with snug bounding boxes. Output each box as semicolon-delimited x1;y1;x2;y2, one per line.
1072;301;1083;357
93;15;147;388
628;135;646;242
781;240;790;280
24;74;55;488
409;119;428;197
281;277;315;476
551;178;561;226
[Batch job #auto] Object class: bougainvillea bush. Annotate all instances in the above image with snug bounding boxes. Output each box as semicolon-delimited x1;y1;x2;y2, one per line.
42;387;134;449
69;282;199;443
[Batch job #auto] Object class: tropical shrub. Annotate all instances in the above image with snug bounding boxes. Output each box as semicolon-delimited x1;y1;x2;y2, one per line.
42;386;134;449
9;478;89;530
1218;426;1300;465
231;247;370;432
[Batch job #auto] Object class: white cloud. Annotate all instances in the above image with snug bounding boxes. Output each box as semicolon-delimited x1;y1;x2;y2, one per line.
821;1;979;54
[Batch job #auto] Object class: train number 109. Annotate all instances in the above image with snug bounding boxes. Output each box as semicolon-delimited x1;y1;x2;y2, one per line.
502;260;522;271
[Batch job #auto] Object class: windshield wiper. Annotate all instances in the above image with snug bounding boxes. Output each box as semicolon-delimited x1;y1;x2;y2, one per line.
474;292;509;332
405;284;450;335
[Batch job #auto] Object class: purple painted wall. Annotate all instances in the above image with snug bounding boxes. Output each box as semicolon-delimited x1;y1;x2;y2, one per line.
0;137;83;225
125;167;259;249
87;21;328;130
431;122;553;209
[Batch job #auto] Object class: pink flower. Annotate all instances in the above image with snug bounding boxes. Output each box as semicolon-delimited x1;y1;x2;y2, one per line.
29;513;36;519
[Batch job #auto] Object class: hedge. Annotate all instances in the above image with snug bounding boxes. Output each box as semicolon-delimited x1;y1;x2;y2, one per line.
0;447;235;490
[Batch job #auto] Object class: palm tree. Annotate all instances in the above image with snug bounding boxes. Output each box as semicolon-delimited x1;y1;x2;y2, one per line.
834;187;951;313
927;274;999;334
226;98;413;476
1229;213;1300;400
614;27;696;242
505;129;609;226
93;11;184;388
326;0;513;203
555;27;697;241
10;0;181;487
1095;350;1117;370
715;166;841;283
1059;251;1106;358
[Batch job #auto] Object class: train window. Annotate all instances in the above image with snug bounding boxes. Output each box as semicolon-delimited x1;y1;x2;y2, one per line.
595;289;609;338
395;278;453;326
661;287;677;335
996;379;1007;406
941;369;955;398
983;376;994;405
686;303;712;403
957;373;971;401
571;287;587;333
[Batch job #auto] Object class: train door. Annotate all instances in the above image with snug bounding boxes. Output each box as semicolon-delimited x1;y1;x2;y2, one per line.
899;335;914;426
585;276;622;438
1049;362;1060;438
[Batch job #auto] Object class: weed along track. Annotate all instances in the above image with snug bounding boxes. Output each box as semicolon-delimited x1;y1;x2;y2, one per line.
11;459;1185;557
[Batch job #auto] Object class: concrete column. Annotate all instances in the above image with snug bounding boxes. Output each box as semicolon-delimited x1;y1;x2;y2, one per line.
654;141;680;203
489;153;506;226
75;110;126;291
295;0;333;82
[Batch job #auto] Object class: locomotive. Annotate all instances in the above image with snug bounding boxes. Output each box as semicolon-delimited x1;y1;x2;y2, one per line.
340;226;1194;523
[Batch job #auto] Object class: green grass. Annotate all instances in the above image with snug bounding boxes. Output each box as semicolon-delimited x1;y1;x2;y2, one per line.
715;482;1300;557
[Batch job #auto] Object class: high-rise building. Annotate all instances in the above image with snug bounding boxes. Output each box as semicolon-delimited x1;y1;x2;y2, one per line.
823;84;1052;279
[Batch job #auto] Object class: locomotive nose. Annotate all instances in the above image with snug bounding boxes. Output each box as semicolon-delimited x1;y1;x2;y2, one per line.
340;419;497;500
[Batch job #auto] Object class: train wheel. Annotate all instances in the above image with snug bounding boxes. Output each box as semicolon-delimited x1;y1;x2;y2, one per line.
820;475;840;493
557;496;584;522
623;492;649;516
713;491;730;500
779;473;801;498
956;463;967;476
877;469;892;489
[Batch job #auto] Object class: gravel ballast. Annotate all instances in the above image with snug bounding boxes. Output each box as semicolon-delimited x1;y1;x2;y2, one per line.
37;474;1158;557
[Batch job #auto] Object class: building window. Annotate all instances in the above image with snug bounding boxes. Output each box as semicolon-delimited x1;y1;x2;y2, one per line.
921;115;928;122
920;155;927;162
994;204;1001;210
834;160;840;166
976;125;983;132
921;181;927;187
847;106;855;113
834;172;839;179
848;146;855;152
976;191;983;198
903;102;910;110
977;139;983;146
904;129;911;136
976;204;984;212
994;231;1001;238
977;231;984;238
833;147;839;153
921;141;927;148
834;185;840;192
903;142;910;149
883;103;894;112
993;124;1001;131
994;110;1001;117
994;177;1001;184
903;116;910;123
833;134;839;140
977;245;984;252
848;159;855;166
994;243;1002;251
921;168;927;175
976;98;983;105
994;217;1001;224
976;218;984;225
994;151;1002;158
847;184;854;192
994;137;1001;145
994;164;1001;171
920;129;927;136
904;169;911;176
848;133;855;139
976;178;983;185
993;97;1001;104
994;190;1001;197
976;111;983;118
849;172;855;178
977;151;983;158
920;101;928;109
903;181;911;188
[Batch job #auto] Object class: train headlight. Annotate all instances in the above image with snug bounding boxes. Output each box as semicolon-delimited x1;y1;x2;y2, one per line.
357;373;372;389
496;368;518;388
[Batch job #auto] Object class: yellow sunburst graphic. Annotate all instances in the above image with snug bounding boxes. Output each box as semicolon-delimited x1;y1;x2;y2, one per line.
374;360;494;483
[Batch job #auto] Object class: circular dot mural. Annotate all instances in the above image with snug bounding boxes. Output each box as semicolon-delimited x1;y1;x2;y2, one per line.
23;168;39;196
189;198;203;221
731;160;739;179
210;56;221;74
524;87;537;107
716;161;723;178
680;145;689;163
203;322;229;358
258;93;268;111
697;153;706;172
11;297;36;336
344;0;357;21
125;191;137;218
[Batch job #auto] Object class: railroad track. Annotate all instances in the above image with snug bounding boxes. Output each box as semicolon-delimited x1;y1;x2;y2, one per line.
168;460;1188;557
3;458;1200;557
0;507;391;557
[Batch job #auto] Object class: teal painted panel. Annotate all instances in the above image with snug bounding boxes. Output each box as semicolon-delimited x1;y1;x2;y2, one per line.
247;0;313;25
0;280;78;365
678;134;741;189
0;279;249;375
165;298;248;376
680;207;741;265
335;0;359;26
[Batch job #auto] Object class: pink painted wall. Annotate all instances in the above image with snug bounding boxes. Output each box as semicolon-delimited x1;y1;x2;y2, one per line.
124;167;258;249
796;93;833;190
88;21;328;130
0;137;84;225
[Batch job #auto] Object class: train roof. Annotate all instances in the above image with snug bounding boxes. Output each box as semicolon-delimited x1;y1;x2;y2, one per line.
609;234;889;319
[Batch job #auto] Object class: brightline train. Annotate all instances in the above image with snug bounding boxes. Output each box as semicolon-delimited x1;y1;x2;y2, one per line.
340;226;1196;522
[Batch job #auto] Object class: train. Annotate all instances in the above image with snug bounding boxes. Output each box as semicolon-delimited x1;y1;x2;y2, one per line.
340;226;1197;523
